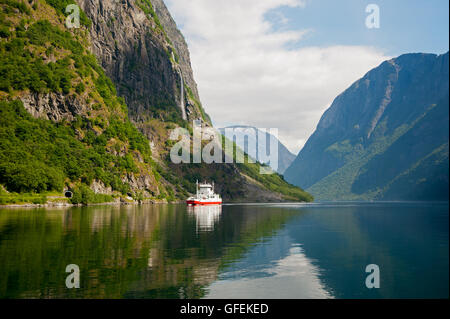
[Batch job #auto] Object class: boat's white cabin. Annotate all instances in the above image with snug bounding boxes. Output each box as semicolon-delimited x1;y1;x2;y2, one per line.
199;184;213;196
196;181;221;199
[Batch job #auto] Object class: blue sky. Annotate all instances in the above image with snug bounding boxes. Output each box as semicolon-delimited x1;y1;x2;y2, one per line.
167;0;449;153
266;0;449;56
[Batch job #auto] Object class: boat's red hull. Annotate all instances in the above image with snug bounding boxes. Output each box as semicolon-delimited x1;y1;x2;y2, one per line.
186;200;222;206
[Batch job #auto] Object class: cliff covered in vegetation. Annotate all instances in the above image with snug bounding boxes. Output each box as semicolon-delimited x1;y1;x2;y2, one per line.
0;0;312;205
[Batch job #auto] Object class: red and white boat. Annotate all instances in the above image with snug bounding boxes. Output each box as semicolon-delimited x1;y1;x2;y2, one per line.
186;181;222;206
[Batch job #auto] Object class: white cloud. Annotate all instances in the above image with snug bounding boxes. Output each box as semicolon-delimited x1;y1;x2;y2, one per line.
166;0;390;154
205;245;333;299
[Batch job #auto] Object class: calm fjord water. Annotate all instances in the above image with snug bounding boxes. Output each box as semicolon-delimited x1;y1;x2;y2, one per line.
0;202;448;299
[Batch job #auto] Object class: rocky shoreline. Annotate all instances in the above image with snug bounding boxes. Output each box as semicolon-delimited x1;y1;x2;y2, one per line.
0;199;185;209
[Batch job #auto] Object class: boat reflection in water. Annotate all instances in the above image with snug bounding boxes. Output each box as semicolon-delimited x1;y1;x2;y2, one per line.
188;204;222;233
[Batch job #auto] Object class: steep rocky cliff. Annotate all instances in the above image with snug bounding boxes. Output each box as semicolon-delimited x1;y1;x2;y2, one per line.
151;0;201;106
285;52;449;201
0;0;312;204
1;0;163;202
76;0;310;202
77;0;207;124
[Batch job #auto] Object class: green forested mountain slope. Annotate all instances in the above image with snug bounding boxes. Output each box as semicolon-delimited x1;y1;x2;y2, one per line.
285;52;449;201
0;1;158;204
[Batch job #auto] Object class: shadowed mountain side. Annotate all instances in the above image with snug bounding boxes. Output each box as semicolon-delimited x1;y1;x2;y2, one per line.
285;52;449;201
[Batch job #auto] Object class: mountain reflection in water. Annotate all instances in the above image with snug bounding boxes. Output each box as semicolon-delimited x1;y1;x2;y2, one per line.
0;202;448;299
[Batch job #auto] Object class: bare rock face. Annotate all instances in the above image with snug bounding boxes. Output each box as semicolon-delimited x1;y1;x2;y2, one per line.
20;92;85;122
151;0;200;100
122;171;160;197
76;0;202;122
91;180;113;195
